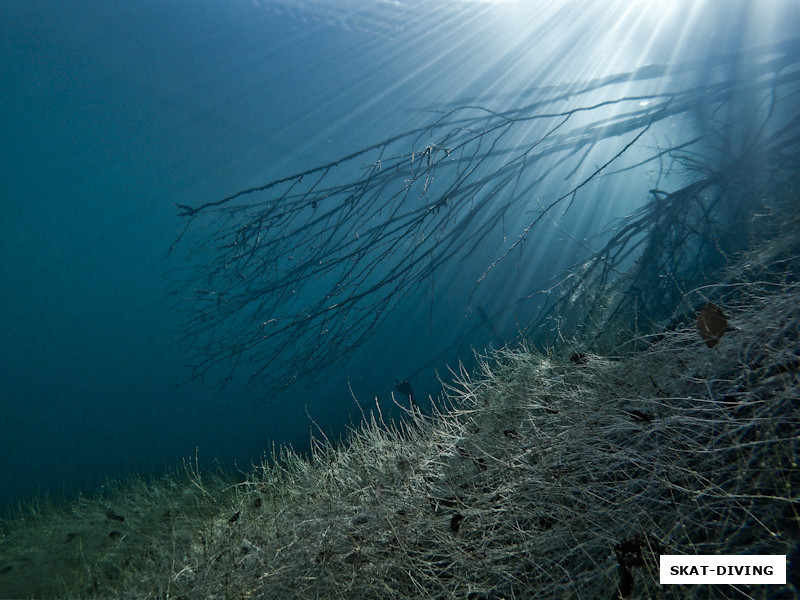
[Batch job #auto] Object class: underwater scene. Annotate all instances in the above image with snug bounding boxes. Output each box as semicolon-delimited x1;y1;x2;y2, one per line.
1;0;799;597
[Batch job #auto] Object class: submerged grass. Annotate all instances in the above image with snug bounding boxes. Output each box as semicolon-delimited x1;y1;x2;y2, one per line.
2;232;799;599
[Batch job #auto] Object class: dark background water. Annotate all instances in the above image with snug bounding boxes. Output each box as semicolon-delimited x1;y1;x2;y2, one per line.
1;0;798;511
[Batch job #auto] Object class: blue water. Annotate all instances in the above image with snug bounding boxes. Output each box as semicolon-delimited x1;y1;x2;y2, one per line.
1;0;798;510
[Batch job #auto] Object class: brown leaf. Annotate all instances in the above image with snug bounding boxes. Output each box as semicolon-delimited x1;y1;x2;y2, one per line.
697;302;727;348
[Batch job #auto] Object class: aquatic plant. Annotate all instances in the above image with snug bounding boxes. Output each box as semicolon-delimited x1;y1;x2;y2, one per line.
4;222;797;598
171;39;800;399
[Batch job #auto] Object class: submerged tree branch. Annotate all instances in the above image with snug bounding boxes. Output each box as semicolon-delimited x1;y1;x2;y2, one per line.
171;41;800;398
